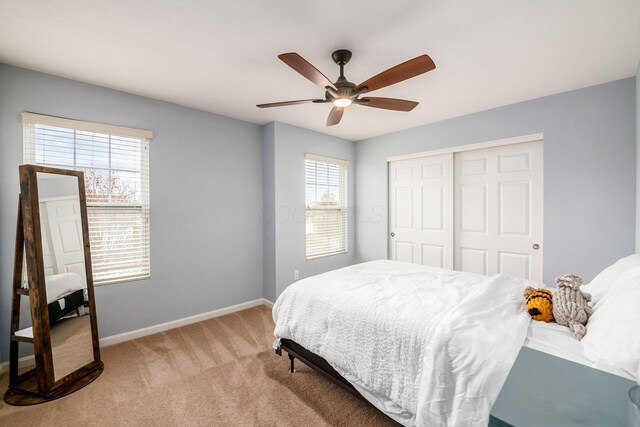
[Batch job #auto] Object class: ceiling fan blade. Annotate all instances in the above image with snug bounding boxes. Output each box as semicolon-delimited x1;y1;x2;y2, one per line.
355;54;435;93
256;99;326;108
278;53;337;91
326;106;344;126
358;97;419;112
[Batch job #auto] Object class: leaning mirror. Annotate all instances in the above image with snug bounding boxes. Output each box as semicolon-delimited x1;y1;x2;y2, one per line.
4;165;103;406
37;172;94;380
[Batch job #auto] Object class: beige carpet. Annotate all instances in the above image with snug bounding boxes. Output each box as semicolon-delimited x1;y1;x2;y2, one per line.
0;305;397;426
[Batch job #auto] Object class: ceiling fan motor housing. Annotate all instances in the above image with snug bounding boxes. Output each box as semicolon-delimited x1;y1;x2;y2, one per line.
330;50;358;99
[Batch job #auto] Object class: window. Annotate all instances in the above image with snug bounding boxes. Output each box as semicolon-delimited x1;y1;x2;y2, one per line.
305;154;348;259
23;112;152;285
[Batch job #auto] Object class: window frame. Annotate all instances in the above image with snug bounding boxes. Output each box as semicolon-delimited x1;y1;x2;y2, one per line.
304;153;349;260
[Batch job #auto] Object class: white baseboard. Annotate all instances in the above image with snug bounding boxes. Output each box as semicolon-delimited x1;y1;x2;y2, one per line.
1;298;273;374
0;355;35;375
100;298;271;347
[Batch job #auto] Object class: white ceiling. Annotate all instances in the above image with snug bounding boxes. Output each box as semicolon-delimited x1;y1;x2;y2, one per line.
1;1;639;141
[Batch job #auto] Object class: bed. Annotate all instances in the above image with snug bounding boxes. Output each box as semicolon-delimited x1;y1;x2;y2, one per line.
45;272;88;325
273;260;532;426
272;257;640;426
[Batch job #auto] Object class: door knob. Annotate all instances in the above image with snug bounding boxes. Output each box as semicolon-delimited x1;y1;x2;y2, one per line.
532;243;540;250
390;232;395;237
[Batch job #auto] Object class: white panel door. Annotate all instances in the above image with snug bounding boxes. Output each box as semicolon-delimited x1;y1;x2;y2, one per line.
45;198;87;283
454;140;543;280
389;153;454;268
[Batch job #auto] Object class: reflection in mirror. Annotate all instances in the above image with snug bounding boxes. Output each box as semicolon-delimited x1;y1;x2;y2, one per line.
16;296;36;374
16;342;37;377
21;249;28;289
36;172;93;381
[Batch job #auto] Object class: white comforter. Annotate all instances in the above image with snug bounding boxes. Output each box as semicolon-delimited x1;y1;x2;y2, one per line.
273;260;531;426
45;272;86;303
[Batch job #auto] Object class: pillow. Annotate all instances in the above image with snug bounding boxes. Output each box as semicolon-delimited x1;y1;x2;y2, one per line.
582;272;640;380
581;254;640;305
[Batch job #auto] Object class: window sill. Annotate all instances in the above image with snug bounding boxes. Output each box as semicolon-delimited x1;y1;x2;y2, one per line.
94;275;150;286
305;251;348;261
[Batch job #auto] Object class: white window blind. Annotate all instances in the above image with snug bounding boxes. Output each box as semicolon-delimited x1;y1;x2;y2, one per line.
305;154;348;259
23;112;152;285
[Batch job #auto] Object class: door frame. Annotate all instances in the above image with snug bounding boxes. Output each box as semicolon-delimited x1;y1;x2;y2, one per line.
387;133;544;275
387;133;543;163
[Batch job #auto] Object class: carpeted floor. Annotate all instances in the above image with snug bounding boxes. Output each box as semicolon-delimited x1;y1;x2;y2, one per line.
0;305;397;426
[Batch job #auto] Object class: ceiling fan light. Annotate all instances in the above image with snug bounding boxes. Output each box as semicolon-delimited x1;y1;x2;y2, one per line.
333;97;352;108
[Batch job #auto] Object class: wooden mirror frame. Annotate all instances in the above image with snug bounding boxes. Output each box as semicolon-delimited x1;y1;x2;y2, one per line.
4;164;104;405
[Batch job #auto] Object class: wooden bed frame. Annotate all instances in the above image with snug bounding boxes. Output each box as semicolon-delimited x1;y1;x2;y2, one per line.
275;338;512;427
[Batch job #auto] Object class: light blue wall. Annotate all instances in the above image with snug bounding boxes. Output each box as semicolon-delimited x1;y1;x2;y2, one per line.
0;64;264;362
269;122;355;298
636;62;640;252
355;78;636;285
37;175;78;199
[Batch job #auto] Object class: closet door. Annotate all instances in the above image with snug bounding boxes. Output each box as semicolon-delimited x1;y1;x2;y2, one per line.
455;140;543;280
389;153;454;268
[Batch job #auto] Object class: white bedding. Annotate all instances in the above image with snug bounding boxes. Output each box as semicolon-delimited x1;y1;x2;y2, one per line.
524;321;634;380
45;272;86;304
525;321;587;365
273;260;531;426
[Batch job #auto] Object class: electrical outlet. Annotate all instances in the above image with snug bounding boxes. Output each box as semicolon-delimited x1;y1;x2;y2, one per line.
294;270;300;281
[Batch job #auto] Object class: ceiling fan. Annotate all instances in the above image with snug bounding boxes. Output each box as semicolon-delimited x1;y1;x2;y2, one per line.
257;49;436;126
